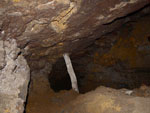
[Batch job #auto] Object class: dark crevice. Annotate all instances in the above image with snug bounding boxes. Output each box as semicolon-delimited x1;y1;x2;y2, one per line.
49;58;72;92
23;72;31;113
17;51;22;56
147;36;150;42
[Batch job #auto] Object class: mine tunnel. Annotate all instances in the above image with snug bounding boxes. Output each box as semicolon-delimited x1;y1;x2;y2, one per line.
0;0;150;113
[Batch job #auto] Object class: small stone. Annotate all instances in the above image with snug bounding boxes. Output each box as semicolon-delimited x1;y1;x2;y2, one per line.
125;90;133;95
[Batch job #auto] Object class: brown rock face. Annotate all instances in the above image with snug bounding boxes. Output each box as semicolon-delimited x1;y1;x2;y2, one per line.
0;1;150;113
0;0;149;70
49;15;150;93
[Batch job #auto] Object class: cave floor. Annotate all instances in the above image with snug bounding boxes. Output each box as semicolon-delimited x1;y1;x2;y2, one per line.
26;75;79;113
26;73;150;113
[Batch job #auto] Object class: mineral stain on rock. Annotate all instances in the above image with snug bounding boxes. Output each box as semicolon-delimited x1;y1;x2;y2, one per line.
26;14;150;113
50;1;80;33
0;0;150;113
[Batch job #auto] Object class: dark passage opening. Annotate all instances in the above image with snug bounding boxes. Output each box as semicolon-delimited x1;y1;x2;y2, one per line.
49;56;150;94
25;5;150;113
49;58;72;92
49;14;150;94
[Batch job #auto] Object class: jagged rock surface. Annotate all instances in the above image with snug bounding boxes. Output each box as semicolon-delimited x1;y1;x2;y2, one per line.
0;0;150;113
0;39;30;113
0;0;149;70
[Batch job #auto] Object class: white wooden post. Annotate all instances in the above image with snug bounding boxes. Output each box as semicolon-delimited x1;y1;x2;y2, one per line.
63;53;79;93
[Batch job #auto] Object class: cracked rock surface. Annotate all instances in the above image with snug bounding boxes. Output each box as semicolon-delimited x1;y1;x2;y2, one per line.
0;39;30;113
0;0;150;112
0;0;149;71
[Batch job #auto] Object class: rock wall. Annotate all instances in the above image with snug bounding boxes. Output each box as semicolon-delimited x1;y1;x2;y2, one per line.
0;0;149;71
49;14;150;93
0;0;150;112
0;39;30;113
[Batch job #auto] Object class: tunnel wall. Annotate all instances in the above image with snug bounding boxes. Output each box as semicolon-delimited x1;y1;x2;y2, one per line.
0;39;30;113
0;0;149;72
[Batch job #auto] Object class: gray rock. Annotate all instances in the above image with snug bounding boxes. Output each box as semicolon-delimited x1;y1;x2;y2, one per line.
0;39;30;113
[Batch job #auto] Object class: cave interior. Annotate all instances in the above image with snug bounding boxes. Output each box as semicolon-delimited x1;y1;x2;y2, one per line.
25;5;150;113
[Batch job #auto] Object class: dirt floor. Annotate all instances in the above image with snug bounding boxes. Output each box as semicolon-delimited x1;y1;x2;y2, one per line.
26;73;150;113
26;75;79;113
